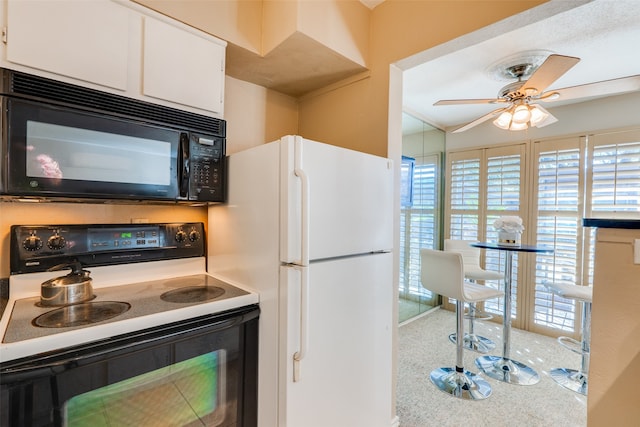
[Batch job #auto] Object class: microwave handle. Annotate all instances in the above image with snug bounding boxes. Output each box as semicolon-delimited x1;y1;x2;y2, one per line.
178;133;190;198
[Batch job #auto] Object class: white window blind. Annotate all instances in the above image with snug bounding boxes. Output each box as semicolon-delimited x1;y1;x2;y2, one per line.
533;138;584;332
446;146;524;320
448;153;480;241
400;155;440;301
483;149;523;319
588;134;640;216
585;130;640;288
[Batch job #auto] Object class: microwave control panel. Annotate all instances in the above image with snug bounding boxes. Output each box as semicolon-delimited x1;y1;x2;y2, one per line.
189;133;225;202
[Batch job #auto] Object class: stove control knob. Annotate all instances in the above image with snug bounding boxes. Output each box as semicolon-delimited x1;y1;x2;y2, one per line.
188;230;200;242
47;234;66;250
175;230;187;243
23;235;43;251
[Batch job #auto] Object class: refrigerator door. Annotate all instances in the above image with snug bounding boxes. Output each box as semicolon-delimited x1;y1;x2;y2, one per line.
280;135;393;265
281;252;393;427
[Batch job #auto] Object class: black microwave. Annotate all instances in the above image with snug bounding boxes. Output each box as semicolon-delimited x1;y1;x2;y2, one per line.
0;69;226;203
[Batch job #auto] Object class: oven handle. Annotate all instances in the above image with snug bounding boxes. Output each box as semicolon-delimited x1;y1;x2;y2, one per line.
0;309;256;384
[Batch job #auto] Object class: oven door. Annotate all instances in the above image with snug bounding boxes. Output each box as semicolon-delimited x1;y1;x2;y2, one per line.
3;97;182;201
0;305;259;427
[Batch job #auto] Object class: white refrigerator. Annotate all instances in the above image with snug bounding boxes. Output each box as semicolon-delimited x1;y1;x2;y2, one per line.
207;135;394;427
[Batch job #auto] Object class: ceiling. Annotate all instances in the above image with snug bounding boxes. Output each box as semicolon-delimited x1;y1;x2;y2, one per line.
402;0;640;132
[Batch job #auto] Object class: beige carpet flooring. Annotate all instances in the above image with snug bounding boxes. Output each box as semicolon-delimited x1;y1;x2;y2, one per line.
397;308;587;426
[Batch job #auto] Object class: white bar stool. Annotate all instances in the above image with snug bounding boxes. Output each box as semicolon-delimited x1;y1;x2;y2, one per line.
444;239;503;353
420;249;503;400
544;282;592;395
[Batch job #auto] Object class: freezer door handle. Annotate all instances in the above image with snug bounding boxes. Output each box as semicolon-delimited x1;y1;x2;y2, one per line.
293;266;309;382
294;138;310;266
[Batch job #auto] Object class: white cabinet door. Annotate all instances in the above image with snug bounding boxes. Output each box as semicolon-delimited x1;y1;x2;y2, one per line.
142;16;225;115
5;0;129;91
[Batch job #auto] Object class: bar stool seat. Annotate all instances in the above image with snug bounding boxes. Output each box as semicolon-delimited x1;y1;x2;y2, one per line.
545;282;592;395
420;249;503;400
444;239;503;353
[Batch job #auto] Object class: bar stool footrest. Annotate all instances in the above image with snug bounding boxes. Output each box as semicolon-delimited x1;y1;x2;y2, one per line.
449;333;495;353
464;311;493;321
557;336;583;355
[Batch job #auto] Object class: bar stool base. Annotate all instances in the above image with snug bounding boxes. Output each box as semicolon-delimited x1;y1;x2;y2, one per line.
430;367;492;400
449;333;496;353
475;355;540;385
550;368;588;395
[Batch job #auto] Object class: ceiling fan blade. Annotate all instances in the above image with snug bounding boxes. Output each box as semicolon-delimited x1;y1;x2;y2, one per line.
540;75;640;102
519;54;580;95
434;98;506;106
452;107;509;133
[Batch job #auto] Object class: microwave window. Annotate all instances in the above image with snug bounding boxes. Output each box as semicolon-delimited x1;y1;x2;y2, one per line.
25;121;171;186
64;350;226;427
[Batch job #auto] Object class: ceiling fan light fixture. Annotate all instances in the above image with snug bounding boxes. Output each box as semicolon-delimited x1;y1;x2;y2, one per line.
529;104;549;126
509;121;528;131
512;104;532;123
493;110;513;129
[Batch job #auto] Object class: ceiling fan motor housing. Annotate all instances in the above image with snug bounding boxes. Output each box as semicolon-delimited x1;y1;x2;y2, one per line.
499;81;529;100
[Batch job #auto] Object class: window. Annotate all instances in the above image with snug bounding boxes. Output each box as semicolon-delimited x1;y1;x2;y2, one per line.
448;154;480;241
446;145;524;321
532;137;584;333
532;131;640;335
444;129;640;338
399;154;441;303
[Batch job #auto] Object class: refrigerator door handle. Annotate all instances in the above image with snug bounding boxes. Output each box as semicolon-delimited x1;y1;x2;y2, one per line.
293;266;309;382
294;138;310;266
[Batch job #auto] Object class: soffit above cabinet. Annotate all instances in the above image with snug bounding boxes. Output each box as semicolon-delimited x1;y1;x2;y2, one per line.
226;32;368;97
130;0;370;98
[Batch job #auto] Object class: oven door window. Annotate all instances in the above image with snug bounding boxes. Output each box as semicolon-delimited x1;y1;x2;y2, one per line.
6;98;180;200
65;350;227;427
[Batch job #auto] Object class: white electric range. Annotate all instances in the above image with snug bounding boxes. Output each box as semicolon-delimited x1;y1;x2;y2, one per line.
0;222;260;426
0;222;258;362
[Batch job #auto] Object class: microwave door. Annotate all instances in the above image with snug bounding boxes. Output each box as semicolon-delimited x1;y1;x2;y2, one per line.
4;97;181;201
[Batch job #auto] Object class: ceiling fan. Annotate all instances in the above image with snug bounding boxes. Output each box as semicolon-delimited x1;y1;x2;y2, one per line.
434;54;640;133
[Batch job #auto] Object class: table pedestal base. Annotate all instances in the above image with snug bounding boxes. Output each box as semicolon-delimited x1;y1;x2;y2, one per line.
550;368;588;395
475;355;540;385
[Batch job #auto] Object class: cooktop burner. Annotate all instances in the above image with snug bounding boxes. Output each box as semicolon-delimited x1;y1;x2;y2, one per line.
160;286;226;303
33;301;131;328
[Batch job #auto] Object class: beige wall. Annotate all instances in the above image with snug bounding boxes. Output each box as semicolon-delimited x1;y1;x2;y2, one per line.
296;0;369;67
298;0;546;157
225;75;299;153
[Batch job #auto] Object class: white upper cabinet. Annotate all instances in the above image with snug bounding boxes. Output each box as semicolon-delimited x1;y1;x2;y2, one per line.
5;0;130;91
142;16;224;116
1;0;226;118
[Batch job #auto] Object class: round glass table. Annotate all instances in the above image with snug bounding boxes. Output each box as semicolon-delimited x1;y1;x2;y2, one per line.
471;242;554;385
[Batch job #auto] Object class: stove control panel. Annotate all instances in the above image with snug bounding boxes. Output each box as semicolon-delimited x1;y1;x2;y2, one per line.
10;223;205;274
